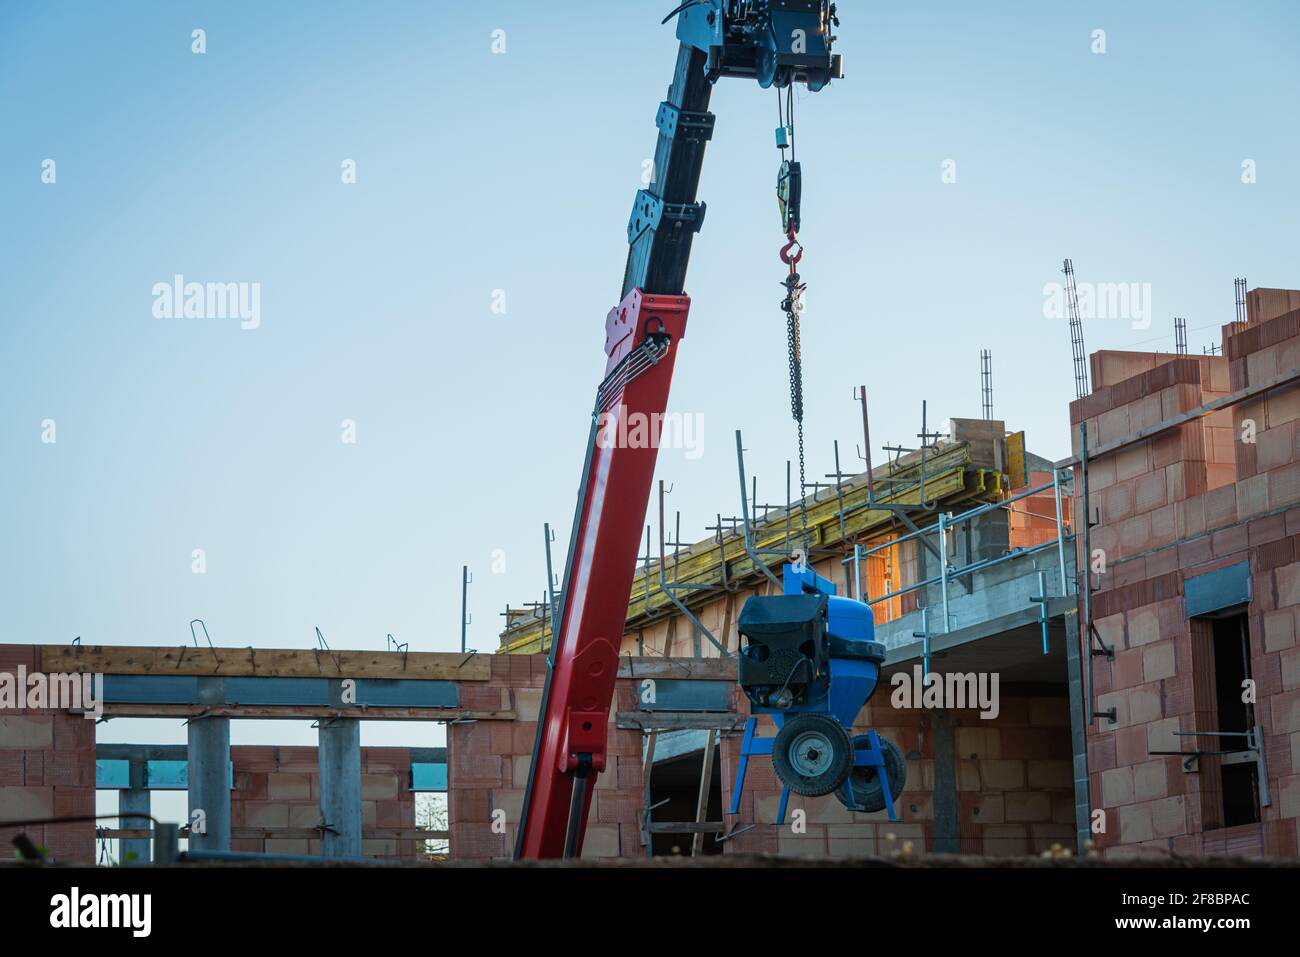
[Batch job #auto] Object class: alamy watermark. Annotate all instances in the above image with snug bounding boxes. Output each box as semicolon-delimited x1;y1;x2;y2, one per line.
595;404;704;460
50;887;151;937
152;274;261;330
890;665;1000;719
1043;279;1152;330
0;667;103;720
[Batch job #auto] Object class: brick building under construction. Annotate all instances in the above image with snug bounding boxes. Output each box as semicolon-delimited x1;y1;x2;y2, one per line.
1;287;1298;864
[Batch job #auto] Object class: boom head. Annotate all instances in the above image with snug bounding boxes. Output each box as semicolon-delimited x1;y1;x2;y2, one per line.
673;0;843;91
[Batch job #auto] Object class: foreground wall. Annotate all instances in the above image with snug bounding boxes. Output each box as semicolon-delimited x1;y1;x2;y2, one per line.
0;644;96;864
448;654;649;859
1073;296;1300;859
228;746;422;859
1;644;435;863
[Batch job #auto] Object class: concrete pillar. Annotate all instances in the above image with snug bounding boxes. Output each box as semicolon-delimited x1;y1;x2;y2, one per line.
318;718;362;859
1063;612;1093;852
118;760;151;865
930;709;960;854
187;717;231;852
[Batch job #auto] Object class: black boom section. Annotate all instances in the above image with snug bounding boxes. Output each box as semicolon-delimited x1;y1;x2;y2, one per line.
621;44;715;300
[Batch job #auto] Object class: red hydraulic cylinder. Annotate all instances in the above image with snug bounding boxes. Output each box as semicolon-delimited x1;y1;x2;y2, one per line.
515;287;691;859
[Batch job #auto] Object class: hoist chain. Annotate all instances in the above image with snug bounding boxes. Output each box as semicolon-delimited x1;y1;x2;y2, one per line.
780;231;808;535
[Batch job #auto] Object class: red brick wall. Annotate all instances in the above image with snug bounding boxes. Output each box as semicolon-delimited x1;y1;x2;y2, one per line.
0;645;96;864
1009;469;1075;549
2;639;432;864
448;654;647;860
229;746;421;860
1073;306;1300;860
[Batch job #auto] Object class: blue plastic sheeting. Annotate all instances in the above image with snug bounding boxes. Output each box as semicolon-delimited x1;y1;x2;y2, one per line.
94;760;233;791
410;762;448;792
1184;561;1251;618
95;759;130;789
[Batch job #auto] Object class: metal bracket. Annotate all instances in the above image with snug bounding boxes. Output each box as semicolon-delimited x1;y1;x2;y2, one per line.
1154;725;1270;806
1088;621;1114;660
912;607;931;675
1028;570;1051;655
713;822;756;845
627;190;707;244
655;101;716;141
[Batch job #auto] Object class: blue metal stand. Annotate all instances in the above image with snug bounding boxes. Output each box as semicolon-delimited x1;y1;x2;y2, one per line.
729;717;898;823
727;560;900;828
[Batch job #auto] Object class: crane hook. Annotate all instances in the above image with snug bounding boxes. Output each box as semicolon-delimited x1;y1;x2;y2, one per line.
780;229;803;266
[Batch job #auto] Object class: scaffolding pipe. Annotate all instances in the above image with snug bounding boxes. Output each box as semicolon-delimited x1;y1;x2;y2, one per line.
658;481;730;656
1053;467;1069;597
938;511;950;633
1079;421;1096;727
544;523;559;666
865;537;1067;606
856;386;875;501
460;565;470;654
734;431;783;587
857;478;1060;561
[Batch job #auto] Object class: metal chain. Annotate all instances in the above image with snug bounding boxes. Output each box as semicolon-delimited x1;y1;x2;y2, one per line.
782;261;808;534
778;86;806;540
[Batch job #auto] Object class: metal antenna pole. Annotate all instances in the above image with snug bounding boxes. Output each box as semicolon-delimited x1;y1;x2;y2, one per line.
980;349;993;420
1064;259;1089;399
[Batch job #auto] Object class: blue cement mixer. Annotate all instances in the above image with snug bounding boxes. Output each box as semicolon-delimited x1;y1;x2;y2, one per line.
729;563;906;823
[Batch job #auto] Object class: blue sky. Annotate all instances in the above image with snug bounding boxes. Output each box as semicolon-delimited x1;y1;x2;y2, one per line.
1;0;1298;774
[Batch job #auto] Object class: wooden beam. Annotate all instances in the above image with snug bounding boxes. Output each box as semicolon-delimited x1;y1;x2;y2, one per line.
640;730;657;856
645;822;724;834
37;645;491;681
616;711;745;732
616;657;736;680
692;728;717;854
100;704;513;721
